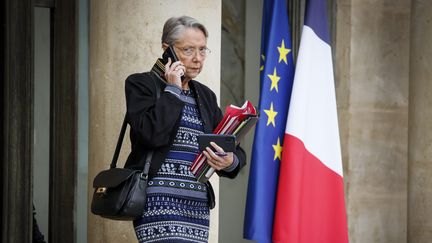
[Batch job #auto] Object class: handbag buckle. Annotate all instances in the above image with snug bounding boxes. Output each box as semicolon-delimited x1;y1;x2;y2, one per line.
96;187;107;194
140;173;148;180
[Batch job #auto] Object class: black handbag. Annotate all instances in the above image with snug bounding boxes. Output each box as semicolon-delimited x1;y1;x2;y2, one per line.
90;116;152;221
91;72;160;220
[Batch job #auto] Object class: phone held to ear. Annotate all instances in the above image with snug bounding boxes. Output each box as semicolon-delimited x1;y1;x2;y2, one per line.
162;46;185;82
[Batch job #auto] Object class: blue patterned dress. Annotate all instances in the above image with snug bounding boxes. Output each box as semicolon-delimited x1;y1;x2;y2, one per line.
133;90;209;243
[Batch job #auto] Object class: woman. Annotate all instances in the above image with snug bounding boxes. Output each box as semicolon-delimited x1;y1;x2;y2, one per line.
124;16;246;242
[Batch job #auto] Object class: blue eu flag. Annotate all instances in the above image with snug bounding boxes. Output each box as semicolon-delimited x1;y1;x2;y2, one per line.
243;0;295;242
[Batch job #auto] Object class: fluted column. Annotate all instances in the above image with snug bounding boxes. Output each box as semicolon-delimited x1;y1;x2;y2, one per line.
335;0;411;242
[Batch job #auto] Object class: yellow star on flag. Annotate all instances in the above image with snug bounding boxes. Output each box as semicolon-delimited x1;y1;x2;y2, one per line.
260;54;265;71
277;39;291;64
263;102;278;127
268;68;280;92
272;137;283;161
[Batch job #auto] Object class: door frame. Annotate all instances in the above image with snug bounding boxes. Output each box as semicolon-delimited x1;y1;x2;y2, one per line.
2;0;78;242
49;0;78;241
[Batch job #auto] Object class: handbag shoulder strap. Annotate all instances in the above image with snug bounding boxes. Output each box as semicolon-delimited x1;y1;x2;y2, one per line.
109;116;128;169
148;71;161;99
110;72;161;172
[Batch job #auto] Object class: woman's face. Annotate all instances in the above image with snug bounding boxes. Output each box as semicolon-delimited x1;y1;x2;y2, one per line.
173;28;208;81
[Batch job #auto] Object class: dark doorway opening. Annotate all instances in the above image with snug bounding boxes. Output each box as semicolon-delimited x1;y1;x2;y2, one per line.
2;0;77;242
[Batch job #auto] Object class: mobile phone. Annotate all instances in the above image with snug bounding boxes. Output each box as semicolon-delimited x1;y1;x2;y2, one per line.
198;134;236;153
162;46;185;81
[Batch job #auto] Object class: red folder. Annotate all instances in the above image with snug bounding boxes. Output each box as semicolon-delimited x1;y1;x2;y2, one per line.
191;100;258;183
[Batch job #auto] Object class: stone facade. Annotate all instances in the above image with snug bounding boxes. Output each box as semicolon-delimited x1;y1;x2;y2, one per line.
336;0;410;242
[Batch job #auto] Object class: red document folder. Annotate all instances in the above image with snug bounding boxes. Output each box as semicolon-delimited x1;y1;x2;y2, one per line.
191;100;259;183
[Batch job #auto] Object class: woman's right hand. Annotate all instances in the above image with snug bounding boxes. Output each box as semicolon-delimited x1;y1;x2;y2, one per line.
164;58;185;87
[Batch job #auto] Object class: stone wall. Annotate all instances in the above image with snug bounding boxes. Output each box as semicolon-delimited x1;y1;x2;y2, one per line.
336;0;411;242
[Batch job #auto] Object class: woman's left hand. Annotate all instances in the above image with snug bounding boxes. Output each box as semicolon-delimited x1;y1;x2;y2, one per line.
202;142;234;171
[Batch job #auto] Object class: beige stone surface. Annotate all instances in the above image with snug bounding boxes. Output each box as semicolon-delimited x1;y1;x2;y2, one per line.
88;1;221;242
334;0;352;190
408;0;432;242
336;0;410;242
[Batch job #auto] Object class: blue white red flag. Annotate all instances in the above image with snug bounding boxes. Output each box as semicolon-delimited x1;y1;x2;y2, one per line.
272;0;349;242
243;0;295;242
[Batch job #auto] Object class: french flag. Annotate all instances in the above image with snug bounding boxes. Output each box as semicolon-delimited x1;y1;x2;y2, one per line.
272;0;349;242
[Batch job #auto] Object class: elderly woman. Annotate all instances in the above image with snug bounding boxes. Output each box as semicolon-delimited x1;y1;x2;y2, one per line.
124;16;246;242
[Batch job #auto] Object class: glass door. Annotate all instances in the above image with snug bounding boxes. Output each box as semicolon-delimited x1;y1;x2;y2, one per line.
33;6;51;242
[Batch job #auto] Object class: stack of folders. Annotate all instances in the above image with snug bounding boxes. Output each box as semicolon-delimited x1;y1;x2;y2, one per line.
191;100;259;183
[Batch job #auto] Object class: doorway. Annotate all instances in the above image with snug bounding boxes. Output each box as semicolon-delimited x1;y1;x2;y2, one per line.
2;0;78;242
33;6;51;239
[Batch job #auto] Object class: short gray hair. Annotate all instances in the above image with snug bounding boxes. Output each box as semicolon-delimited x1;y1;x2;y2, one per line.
161;16;208;45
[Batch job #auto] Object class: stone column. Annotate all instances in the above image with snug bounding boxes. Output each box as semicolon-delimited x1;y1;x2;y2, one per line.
408;1;432;242
88;1;221;242
335;0;411;242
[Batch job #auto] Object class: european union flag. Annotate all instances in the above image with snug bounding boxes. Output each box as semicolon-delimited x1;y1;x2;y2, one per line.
243;0;295;242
